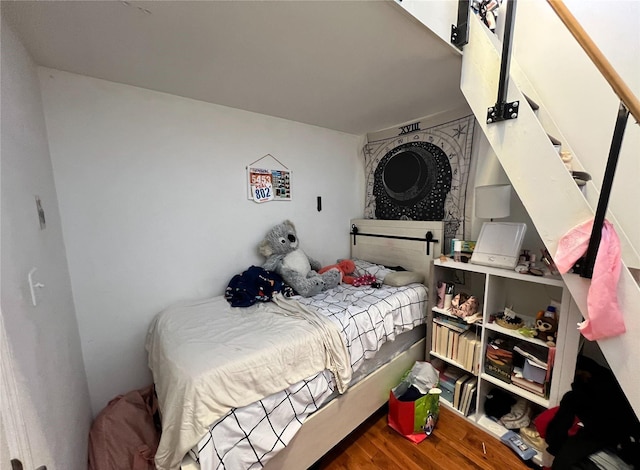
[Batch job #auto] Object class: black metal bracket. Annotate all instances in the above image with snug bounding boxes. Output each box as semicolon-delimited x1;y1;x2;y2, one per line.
487;0;519;125
450;0;470;50
350;224;439;256
487;100;520;123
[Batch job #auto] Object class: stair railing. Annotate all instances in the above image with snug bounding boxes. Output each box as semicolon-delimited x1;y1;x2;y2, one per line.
464;0;639;279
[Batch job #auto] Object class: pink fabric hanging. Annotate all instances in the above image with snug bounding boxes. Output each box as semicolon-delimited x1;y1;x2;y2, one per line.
554;218;625;341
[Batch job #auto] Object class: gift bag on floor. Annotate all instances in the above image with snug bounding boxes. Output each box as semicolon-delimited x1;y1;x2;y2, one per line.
388;361;441;443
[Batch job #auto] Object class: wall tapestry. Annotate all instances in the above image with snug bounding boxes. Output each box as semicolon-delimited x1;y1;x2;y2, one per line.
363;115;475;249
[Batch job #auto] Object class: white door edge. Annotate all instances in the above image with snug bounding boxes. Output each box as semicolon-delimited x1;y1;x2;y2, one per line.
0;310;34;469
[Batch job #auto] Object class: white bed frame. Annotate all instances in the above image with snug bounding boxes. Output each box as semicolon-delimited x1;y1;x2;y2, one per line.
182;218;444;470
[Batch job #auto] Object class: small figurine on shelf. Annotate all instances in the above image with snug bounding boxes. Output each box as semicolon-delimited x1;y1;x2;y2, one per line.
436;281;449;309
540;248;560;276
535;306;559;346
495;306;524;330
515;249;545;276
514;250;530;274
453;240;462;262
444;283;455;310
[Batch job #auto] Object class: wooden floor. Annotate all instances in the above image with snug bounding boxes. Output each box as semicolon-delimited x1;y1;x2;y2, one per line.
313;404;535;470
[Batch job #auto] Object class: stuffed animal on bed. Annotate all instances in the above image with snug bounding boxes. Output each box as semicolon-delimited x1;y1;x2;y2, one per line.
259;220;341;297
319;259;356;284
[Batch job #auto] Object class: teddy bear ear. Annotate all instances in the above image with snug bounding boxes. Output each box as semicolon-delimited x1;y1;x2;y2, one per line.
283;219;296;231
259;239;273;257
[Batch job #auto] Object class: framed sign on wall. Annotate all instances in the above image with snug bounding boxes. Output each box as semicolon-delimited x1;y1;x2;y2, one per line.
246;154;291;203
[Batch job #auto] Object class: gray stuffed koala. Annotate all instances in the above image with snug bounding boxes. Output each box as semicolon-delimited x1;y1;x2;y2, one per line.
258;220;341;297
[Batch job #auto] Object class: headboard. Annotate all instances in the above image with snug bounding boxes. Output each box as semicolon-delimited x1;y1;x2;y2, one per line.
349;218;444;287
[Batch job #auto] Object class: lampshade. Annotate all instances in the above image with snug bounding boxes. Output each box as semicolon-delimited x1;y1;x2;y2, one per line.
475;184;511;219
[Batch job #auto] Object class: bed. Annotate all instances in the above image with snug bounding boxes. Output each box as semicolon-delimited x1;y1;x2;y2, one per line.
146;218;444;470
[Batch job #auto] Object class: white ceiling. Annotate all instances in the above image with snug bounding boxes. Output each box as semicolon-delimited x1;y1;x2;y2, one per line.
2;0;467;135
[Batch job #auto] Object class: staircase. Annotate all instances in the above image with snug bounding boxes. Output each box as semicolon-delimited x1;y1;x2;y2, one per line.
397;0;640;417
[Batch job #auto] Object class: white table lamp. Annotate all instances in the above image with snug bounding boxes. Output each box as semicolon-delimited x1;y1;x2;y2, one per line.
475;184;512;221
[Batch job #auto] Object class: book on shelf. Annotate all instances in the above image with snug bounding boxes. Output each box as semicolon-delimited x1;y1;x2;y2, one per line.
466;388;477;416
464;334;481;373
435;325;443;355
458;332;466;362
523;358;547;384
463;385;477;416
433;315;471;334
545;347;556;383
432;324;437;354
440;386;454;404
439;325;448;356
443;369;462;380
441;367;465;387
439;379;455;395
447;329;457;358
453;374;471;409
511;366;546;397
436;325;449;356
433;324;443;355
458;330;480;372
485;337;515;383
451;331;459;362
513;343;549;368
460;378;477;415
431;321;481;374
472;339;482;375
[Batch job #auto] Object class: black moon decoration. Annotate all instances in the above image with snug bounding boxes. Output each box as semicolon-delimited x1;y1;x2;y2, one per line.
373;141;452;221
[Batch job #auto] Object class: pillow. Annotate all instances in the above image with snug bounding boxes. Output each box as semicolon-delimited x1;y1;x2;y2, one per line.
351;259;395;281
383;271;425;287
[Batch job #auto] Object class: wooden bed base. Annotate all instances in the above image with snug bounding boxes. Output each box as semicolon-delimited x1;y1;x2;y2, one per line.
263;338;426;469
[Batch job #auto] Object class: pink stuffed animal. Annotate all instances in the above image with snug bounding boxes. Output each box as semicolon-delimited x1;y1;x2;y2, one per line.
318;259;357;284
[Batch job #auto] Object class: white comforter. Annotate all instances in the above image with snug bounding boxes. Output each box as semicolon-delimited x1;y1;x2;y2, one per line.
146;294;351;470
192;282;428;470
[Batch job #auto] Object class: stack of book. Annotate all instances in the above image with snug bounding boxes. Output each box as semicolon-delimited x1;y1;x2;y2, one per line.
432;317;481;373
511;366;546;396
452;374;476;416
438;368;462;404
510;343;553;397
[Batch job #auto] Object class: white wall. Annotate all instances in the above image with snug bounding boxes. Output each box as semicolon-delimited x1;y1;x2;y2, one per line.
468;125;546;254
1;18;91;469
38;69;365;414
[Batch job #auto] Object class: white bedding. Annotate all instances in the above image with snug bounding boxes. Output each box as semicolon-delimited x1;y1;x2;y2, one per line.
190;281;428;470
146;295;351;470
